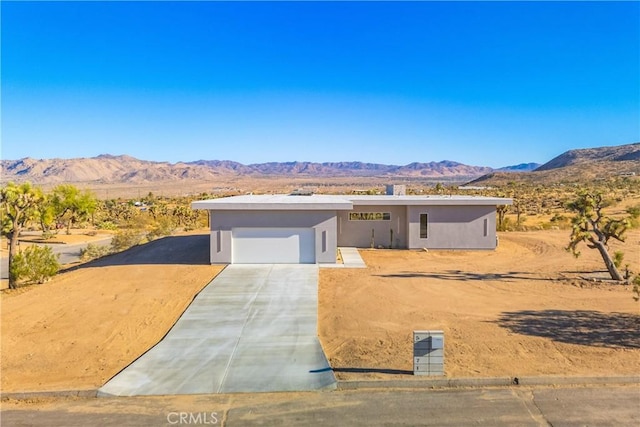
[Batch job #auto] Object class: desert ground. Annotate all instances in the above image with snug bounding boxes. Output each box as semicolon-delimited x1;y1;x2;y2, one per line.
35;175;462;199
1;232;223;392
1;229;639;393
319;230;640;380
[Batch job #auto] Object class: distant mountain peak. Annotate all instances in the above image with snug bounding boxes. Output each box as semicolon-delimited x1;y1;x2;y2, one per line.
535;142;640;171
468;142;640;186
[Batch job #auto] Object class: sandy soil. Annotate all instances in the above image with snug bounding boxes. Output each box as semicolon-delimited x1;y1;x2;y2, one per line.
1;229;638;393
1;233;223;392
319;230;640;380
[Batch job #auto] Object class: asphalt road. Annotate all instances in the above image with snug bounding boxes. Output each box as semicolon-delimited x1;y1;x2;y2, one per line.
2;385;639;426
0;237;112;279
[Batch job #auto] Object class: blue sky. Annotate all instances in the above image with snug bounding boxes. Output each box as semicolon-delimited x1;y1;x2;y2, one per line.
2;1;639;168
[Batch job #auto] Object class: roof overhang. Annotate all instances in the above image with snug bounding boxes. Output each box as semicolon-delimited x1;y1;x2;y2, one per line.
347;195;513;206
191;195;353;211
192;194;513;211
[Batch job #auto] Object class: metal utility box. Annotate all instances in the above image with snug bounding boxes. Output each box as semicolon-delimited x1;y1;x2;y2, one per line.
413;330;445;376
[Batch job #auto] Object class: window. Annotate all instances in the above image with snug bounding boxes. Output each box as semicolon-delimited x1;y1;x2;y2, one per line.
483;218;488;237
349;212;391;221
420;213;428;239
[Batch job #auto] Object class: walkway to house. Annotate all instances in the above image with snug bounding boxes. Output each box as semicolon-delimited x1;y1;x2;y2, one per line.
337;247;367;268
98;264;336;396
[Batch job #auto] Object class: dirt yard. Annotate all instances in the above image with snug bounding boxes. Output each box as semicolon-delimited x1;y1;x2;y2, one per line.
1;233;223;392
319;230;640;380
1;229;639;393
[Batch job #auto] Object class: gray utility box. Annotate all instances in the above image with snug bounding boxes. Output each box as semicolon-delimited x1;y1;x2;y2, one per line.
413;330;445;376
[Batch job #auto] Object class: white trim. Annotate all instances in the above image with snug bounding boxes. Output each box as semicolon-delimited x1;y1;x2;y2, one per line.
192;194;512;211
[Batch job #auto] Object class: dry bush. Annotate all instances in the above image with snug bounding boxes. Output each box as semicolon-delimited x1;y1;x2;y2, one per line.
10;245;60;285
111;229;143;251
80;243;112;261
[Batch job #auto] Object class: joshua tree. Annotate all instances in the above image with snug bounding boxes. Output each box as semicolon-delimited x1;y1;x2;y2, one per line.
566;191;628;281
51;184;97;234
37;193;56;237
1;182;44;289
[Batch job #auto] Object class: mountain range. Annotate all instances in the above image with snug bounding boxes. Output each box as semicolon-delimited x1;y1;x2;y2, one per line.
0;155;538;185
1;142;637;186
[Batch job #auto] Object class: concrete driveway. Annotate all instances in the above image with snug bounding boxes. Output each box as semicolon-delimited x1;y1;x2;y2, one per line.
98;264;335;396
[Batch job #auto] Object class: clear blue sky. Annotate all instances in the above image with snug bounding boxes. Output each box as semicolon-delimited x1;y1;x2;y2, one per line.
2;1;639;168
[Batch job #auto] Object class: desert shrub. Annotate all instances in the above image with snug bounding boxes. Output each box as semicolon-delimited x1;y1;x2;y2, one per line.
514;215;527;231
126;214;152;230
147;216;176;241
497;217;512;232
196;211;209;229
111;229;142;251
627;205;640;218
172;205;199;230
626;205;640;228
546;213;571;230
80;243;112;261
613;251;625;269
97;221;118;230
633;276;640;301
10;245;60;285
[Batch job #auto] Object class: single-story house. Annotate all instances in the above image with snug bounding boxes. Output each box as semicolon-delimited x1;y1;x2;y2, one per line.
192;188;512;264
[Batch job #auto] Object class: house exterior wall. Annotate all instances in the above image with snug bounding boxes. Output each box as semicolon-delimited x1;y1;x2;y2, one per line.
337;205;408;248
209;210;337;264
407;205;497;249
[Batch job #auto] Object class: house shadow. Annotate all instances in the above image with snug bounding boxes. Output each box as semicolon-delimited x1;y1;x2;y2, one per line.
64;234;211;272
496;310;640;349
375;270;539;282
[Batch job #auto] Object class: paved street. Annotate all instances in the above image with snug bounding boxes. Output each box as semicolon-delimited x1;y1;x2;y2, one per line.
2;385;639;426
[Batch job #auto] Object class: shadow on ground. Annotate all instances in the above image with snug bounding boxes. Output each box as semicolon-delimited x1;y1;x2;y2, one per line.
375;270;540;282
67;234;210;270
496;310;640;349
332;367;414;375
560;270;610;275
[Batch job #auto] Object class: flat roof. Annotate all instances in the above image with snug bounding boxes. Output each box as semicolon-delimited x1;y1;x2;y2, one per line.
192;194;512;211
346;195;513;206
192;194;354;211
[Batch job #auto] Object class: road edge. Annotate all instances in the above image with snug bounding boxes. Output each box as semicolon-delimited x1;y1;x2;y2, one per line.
2;375;639;401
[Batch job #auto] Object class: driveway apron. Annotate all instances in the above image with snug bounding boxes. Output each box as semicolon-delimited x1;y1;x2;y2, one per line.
98;264;336;396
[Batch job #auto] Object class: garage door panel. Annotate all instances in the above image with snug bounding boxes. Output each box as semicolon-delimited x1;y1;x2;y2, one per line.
232;228;315;264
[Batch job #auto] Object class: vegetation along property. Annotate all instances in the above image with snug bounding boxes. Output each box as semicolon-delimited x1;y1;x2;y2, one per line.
1;182;209;289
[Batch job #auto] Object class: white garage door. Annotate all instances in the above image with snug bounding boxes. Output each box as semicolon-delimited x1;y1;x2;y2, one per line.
232;228;316;264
